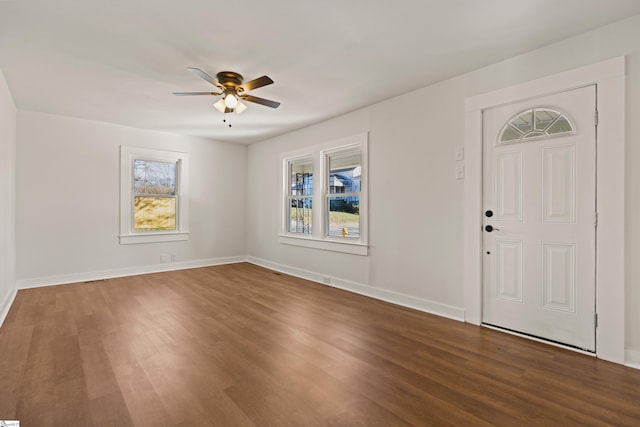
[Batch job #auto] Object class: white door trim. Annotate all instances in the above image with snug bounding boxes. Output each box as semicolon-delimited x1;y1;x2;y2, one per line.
464;56;625;364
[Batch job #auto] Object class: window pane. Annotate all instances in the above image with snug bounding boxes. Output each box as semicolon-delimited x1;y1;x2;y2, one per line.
134;196;176;231
290;161;313;196
289;197;313;234
499;126;522;143
535;109;560;131
329;153;361;194
134;160;177;195
328;196;359;238
510;110;534;133
547;116;573;135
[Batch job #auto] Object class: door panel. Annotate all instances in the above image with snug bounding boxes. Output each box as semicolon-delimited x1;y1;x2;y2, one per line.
495;240;523;302
482;85;596;351
542;144;575;223
542;243;576;313
496;151;523;222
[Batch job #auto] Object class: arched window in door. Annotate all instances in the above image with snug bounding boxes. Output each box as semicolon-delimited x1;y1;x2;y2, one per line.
497;108;575;144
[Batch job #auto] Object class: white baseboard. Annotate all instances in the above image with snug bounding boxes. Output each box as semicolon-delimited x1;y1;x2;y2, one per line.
9;255;640;370
0;287;17;329
625;350;640;370
247;256;465;322
16;256;248;289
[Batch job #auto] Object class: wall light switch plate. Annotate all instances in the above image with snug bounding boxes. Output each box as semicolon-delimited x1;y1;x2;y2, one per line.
455;165;465;180
455;146;465;161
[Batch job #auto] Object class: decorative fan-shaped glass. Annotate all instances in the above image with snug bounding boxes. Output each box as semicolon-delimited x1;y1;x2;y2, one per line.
498;108;575;144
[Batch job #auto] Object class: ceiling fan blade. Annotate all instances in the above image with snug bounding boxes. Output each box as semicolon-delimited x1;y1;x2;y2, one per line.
187;67;221;88
241;94;280;109
239;76;274;92
173;91;221;96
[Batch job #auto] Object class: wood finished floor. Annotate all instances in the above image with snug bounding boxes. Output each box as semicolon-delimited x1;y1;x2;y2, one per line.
1;263;640;426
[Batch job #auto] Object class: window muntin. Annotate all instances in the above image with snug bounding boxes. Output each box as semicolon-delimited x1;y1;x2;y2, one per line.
498;108;575;144
326;151;361;239
120;146;189;244
288;159;313;234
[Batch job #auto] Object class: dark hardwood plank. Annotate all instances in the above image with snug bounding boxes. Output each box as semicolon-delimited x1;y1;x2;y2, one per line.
1;262;640;426
0;322;33;417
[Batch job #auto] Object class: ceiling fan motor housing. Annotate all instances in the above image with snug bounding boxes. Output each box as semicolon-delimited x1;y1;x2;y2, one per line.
174;68;280;110
216;71;244;88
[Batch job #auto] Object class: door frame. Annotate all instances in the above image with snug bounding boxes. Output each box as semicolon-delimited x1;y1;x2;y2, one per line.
463;57;625;364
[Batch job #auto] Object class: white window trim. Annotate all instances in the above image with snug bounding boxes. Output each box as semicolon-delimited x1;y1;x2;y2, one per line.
279;132;368;256
119;146;189;245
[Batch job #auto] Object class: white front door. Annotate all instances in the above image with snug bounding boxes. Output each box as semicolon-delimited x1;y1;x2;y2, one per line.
482;85;597;351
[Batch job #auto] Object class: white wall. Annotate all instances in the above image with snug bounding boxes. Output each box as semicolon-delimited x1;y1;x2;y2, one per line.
246;14;640;360
16;111;247;286
0;69;16;324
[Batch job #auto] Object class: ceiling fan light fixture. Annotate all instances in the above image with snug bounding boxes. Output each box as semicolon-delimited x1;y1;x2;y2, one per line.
235;100;247;114
224;93;238;109
176;68;280;121
213;99;226;113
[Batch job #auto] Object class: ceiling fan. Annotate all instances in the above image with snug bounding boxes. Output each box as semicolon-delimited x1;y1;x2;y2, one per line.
174;68;280;118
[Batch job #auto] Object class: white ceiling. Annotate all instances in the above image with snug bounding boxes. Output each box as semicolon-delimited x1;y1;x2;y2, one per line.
1;0;639;144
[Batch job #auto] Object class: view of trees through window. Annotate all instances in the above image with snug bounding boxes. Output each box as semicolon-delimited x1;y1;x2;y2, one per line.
289;160;313;234
327;152;361;238
133;159;177;231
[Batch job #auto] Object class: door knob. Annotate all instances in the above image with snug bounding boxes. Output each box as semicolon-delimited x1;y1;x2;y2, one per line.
485;225;499;232
485;210;493;217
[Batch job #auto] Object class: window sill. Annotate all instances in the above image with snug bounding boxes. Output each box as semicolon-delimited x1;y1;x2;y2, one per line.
278;234;368;256
119;232;189;245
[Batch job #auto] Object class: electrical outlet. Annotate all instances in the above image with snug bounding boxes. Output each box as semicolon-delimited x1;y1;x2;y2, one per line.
160;253;171;263
455;165;465;180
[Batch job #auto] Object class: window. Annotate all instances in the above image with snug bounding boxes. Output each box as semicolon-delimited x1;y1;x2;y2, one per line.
280;133;368;256
133;159;177;231
498;108;575;144
288;158;313;234
326;149;361;239
120;146;189;244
